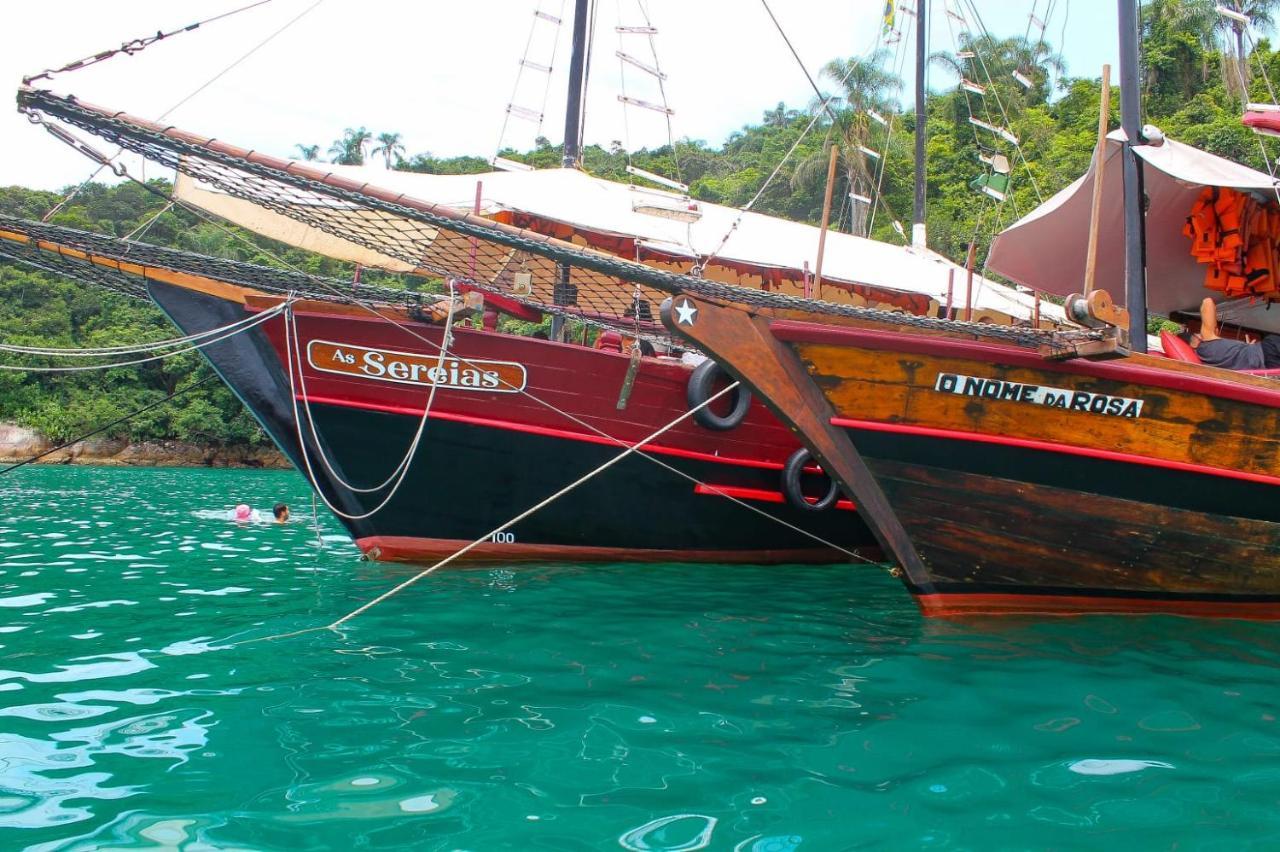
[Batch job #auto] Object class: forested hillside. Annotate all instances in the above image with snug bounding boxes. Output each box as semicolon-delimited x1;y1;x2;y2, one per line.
2;2;1278;453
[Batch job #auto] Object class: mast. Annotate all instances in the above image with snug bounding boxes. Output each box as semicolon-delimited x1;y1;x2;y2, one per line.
912;0;927;248
553;0;593;339
1117;0;1147;351
561;0;591;168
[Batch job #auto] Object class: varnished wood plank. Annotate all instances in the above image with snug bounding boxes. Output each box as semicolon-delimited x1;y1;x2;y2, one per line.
797;342;1280;478
872;461;1280;595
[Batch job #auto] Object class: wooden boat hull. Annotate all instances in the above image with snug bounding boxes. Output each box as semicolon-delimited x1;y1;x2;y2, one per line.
146;280;877;565
664;299;1280;618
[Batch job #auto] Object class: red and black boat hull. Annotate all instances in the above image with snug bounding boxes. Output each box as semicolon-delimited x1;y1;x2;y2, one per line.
148;280;876;565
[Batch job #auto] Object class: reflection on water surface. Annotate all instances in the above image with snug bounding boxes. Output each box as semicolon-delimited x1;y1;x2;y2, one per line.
1;466;1279;849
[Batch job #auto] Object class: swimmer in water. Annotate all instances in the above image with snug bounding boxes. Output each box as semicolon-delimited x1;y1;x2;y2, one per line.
273;503;289;524
233;504;253;523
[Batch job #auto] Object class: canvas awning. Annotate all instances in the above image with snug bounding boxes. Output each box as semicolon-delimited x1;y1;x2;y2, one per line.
988;129;1280;331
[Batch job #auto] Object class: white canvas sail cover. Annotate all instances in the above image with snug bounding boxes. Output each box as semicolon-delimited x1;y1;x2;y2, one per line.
988;130;1280;332
176;162;1058;322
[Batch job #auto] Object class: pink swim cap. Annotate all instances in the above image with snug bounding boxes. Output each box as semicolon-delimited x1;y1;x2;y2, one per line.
234;504;252;521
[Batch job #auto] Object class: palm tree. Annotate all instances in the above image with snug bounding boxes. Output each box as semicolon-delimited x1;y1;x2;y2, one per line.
371;132;406;169
762;102;789;128
931;33;1067;111
293;143;321;162
790;49;902;236
327;127;372;166
1207;0;1278;92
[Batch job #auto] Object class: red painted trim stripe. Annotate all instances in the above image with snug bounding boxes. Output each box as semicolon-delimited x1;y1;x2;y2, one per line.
356;535;854;565
832;416;1280;487
296;393;790;471
771;320;1280;408
915;591;1280;620
693;483;856;511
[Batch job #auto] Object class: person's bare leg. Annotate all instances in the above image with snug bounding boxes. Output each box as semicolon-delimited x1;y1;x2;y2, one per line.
1200;297;1221;341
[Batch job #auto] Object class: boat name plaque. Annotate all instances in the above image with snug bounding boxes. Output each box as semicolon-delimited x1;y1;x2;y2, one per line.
307;340;527;393
933;373;1143;418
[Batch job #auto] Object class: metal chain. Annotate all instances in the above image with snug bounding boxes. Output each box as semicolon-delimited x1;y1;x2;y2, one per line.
19;88;1098;356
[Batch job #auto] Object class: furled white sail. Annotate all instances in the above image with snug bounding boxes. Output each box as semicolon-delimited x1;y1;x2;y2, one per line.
176;162;1059;322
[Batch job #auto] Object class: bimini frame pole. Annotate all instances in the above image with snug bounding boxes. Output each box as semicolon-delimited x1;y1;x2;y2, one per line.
1117;0;1148;351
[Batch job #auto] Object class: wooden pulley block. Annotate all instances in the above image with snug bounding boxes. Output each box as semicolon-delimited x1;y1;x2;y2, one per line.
1087;289;1130;329
1065;289;1130;330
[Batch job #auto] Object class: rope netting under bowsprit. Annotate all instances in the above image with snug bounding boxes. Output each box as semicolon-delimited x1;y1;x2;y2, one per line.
0;214;432;307
0;236;149;300
16;88;1103;355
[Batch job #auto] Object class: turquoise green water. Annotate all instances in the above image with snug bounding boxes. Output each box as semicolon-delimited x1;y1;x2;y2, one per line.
2;466;1280;850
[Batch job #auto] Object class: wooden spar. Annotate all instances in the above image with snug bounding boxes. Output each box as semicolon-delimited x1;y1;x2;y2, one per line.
964;243;976;321
1118;0;1148;352
945;269;955;318
659;295;933;588
912;0;927;247
1034;290;1041;328
813;145;840;292
1083;64;1112;297
561;0;590;167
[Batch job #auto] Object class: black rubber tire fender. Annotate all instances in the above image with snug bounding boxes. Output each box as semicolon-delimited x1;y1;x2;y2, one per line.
781;448;840;512
686;359;752;431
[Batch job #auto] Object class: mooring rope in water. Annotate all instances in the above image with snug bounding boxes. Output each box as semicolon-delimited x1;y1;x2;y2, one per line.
245;380;746;644
0;375;218;476
0;300;289;372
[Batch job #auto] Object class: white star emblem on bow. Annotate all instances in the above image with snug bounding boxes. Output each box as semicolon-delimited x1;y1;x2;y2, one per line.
674;299;698;326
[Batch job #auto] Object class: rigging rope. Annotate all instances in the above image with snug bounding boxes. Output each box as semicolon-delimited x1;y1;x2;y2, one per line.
494;0;568;160
22;0;277;85
757;0;839;124
0;212;871;558
122;201;176;244
283;302;428;520
613;0;682;184
866;5;914;240
1237;27;1280;207
287;281;458;498
0;301;288;372
697;29;881;270
248;378;750;643
19;88;1090;351
0;305;282;357
957;0;1045;202
38;0;324;223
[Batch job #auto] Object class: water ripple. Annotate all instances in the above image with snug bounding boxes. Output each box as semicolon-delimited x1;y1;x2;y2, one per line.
1;467;1280;849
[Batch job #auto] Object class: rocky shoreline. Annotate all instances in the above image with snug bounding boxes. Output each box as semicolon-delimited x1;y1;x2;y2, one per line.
0;422;289;469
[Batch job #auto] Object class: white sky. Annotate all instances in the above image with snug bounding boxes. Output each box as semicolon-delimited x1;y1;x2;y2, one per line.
1;0;1118;190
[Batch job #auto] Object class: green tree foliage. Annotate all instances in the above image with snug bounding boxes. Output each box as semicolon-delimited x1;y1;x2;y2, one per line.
4;12;1280;452
327;127;372;165
371;132;406;169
